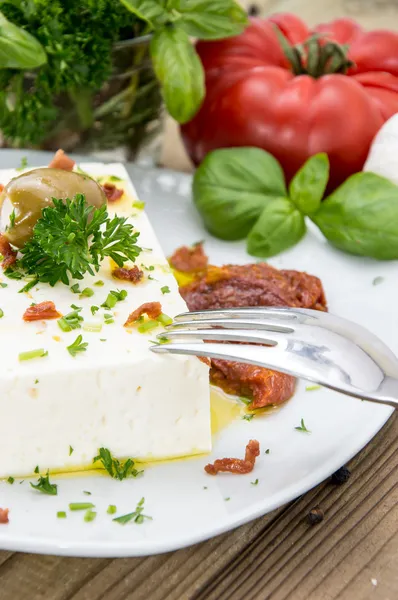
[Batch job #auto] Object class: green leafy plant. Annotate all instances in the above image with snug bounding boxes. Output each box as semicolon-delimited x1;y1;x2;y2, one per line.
0;0;247;149
19;194;141;286
193;148;398;260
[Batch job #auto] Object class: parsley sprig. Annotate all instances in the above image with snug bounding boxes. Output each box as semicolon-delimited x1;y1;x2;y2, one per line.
113;497;152;525
30;471;58;495
19;194;141;286
93;447;143;481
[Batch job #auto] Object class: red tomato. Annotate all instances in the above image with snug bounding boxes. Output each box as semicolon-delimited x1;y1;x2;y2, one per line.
181;15;398;191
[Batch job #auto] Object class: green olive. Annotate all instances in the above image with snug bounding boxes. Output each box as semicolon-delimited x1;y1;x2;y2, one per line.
0;168;106;248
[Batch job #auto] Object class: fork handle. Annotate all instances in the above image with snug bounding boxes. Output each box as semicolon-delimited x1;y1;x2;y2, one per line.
371;376;398;409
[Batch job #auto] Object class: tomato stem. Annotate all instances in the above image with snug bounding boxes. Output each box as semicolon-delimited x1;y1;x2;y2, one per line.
275;28;355;78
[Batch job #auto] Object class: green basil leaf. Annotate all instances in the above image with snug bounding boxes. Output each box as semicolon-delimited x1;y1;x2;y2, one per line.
0;12;47;69
247;198;306;258
150;26;204;123
171;0;248;40
119;0;168;26
313;172;398;259
193;147;287;240
289;153;329;215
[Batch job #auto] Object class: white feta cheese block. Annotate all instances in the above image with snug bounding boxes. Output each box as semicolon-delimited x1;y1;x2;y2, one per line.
0;163;211;478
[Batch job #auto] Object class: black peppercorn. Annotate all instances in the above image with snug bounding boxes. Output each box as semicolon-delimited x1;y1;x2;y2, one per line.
248;4;260;17
331;466;351;485
307;507;324;525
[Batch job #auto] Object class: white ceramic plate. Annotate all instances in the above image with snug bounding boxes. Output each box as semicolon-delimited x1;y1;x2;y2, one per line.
0;153;395;557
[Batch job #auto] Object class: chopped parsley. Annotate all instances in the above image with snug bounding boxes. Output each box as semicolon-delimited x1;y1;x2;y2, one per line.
93;447;143;481
295;418;311;433
132;200;145;210
224;497;231;502
251;479;259;486
0;282;7;288
242;414;254;422
160;286;170;294
58;308;83;332
108;175;122;182
107;505;117;515
79;287;94;299
101;289;127;309
30;471;58;495
9;209;16;229
142;265;155;271
67;334;88;357
83;491;92;496
84;509;97;522
113;497;151;525
57;511;67;519
18;156;28;170
70;283;81;294
265;449;270;454
34;379;39;384
34;465;39;474
69;502;95;511
91;305;100;315
94;280;104;287
69;446;74;456
19;348;48;361
7;476;14;484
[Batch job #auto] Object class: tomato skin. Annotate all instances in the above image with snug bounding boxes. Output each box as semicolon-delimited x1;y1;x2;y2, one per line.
181;15;398;191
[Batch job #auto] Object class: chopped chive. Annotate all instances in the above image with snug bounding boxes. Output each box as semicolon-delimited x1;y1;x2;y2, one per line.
9;209;15;228
305;385;321;391
18;278;38;293
19;348;48;361
251;479;259;486
79;287;94;299
105;318;114;325
69;445;74;456
69;502;95;511
295;418;311;433
83;491;91;495
100;339;106;342
57;318;71;332
0;309;3;319
157;313;173;326
160;286;170;295
58;308;83;332
224;497;231;502
70;283;81;294
70;304;80;310
239;397;251;406
147;275;156;281
101;292;117;309
84;509;97;522
138;320;159;334
94;280;104;287
7;476;14;484
132;200;145;210
108;175;122;182
149;336;170;345
107;505;117;515
83;323;102;333
57;511;67;519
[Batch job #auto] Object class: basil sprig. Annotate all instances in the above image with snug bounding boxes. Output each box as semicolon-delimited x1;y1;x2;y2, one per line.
0;12;47;69
193;148;398;260
121;0;248;123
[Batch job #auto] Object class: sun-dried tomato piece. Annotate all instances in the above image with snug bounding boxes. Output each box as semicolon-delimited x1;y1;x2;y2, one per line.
0;183;4;193
102;183;124;202
124;301;162;327
0;508;9;524
23;301;61;322
205;439;260;475
113;266;143;284
169;242;208;273
48;149;75;171
0;234;17;269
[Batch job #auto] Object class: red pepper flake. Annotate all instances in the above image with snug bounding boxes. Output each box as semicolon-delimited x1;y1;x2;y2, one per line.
124;301;162;327
0;508;9;524
48;149;75;171
102;183;124;203
23;301;61;322
205;439;260;475
113;266;143;284
0;183;4;193
169;242;208;273
0;234;17;269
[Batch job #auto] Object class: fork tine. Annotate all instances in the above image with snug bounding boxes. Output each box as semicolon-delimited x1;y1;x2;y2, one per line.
166;318;294;333
173;307;308;322
160;328;279;345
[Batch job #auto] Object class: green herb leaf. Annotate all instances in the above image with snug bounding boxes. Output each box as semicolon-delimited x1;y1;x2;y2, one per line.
79;287;94;299
69;446;74;456
242;414;254;422
101;289;127;309
9;209;16;229
83;491;91;495
172;0;247;40
18;156;28;170
94;280;104;287
70;284;81;294
57;511;67;519
67;334;88;357
113;497;152;525
84;509;97;522
30;471;57;495
305;385;321;391
289;153;329;215
295;418;311;433
69;502;95;511
120;0;168;26
150;25;204;124
265;449;270;454
58;308;83;332
0;282;7;288
193;148;287;240
107;505;117;515
160;285;170;295
93;447;143;481
132;200;145;210
247;197;306;258
251;479;259;486
7;476;14;484
312;172;398;260
19;348;48;361
0;11;47;69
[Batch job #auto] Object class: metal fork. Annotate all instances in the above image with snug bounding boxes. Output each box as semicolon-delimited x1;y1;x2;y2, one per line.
150;307;398;409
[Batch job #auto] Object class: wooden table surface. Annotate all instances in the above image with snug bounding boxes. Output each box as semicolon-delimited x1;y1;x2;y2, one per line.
0;411;396;600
